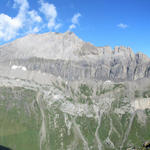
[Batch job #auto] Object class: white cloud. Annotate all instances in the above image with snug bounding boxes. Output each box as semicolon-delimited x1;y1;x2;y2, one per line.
117;23;128;29
14;0;29;22
69;24;76;30
69;13;81;30
39;0;60;30
28;10;42;23
32;27;40;33
26;26;40;34
0;0;29;41
13;0;29;11
72;13;81;24
0;14;21;41
39;1;57;19
54;23;62;30
0;0;61;42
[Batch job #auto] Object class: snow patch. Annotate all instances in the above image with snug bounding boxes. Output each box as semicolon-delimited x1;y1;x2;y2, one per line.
104;80;112;84
11;65;27;71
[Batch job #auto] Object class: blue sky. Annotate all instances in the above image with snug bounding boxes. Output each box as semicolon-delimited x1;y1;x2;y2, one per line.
0;0;150;56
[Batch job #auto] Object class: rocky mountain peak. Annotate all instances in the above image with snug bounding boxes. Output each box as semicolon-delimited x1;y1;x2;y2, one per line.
0;31;149;81
135;52;150;63
113;46;135;58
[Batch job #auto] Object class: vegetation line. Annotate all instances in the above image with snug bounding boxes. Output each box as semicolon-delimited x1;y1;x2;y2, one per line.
120;112;136;150
73;118;89;150
95;110;103;150
36;92;47;150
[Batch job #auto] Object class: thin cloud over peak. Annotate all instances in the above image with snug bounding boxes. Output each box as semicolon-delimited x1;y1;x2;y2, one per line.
69;24;76;30
69;13;81;30
28;10;42;23
39;1;58;29
72;13;81;24
117;23;128;29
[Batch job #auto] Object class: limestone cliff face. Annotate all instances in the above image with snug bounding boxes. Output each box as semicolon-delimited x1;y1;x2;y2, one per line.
0;31;150;81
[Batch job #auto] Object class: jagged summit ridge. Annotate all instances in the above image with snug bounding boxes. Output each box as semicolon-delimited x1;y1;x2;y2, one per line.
0;31;150;81
1;31;148;60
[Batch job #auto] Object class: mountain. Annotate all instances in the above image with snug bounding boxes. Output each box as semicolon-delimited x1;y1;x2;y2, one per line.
0;32;150;150
0;31;150;82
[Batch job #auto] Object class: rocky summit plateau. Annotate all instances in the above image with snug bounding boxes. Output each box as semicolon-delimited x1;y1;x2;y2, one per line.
0;32;150;150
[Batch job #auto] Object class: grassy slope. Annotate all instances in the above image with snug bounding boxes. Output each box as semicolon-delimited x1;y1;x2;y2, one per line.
0;87;40;150
0;83;150;150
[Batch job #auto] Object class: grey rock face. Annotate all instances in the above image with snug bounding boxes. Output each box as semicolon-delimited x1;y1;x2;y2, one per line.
0;32;150;81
